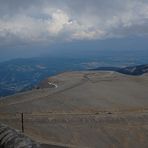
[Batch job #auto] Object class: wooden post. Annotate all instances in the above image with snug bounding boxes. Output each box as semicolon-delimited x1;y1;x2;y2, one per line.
21;113;24;133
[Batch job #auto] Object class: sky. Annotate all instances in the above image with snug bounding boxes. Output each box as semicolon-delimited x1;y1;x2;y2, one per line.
0;0;148;61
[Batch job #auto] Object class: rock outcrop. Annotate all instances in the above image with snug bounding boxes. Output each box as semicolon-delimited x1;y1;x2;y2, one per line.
0;123;40;148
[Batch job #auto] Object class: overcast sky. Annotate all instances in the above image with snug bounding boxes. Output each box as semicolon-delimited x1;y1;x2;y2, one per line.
0;0;148;61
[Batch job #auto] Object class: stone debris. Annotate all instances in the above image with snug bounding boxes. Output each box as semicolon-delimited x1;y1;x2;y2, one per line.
0;123;40;148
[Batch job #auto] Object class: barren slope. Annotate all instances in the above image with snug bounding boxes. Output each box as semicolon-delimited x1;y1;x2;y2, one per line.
0;71;148;147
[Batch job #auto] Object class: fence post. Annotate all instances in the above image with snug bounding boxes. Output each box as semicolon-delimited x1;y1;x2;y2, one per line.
21;113;24;133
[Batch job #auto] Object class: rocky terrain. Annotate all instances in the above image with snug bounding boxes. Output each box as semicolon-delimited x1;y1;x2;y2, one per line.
0;123;67;148
0;123;40;148
0;71;148;147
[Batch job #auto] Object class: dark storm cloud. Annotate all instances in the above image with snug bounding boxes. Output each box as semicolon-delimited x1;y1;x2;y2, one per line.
0;0;148;52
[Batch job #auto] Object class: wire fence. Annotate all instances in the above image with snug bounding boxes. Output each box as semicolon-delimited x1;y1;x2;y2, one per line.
1;108;148;133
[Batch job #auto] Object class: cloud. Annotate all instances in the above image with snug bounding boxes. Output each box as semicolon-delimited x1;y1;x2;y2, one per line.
0;0;148;46
47;9;71;35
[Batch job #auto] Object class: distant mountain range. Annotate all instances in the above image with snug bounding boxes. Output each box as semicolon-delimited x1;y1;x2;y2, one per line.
92;64;148;76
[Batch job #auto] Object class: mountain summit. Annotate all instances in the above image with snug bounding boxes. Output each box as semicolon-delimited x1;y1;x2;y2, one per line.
0;71;148;147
